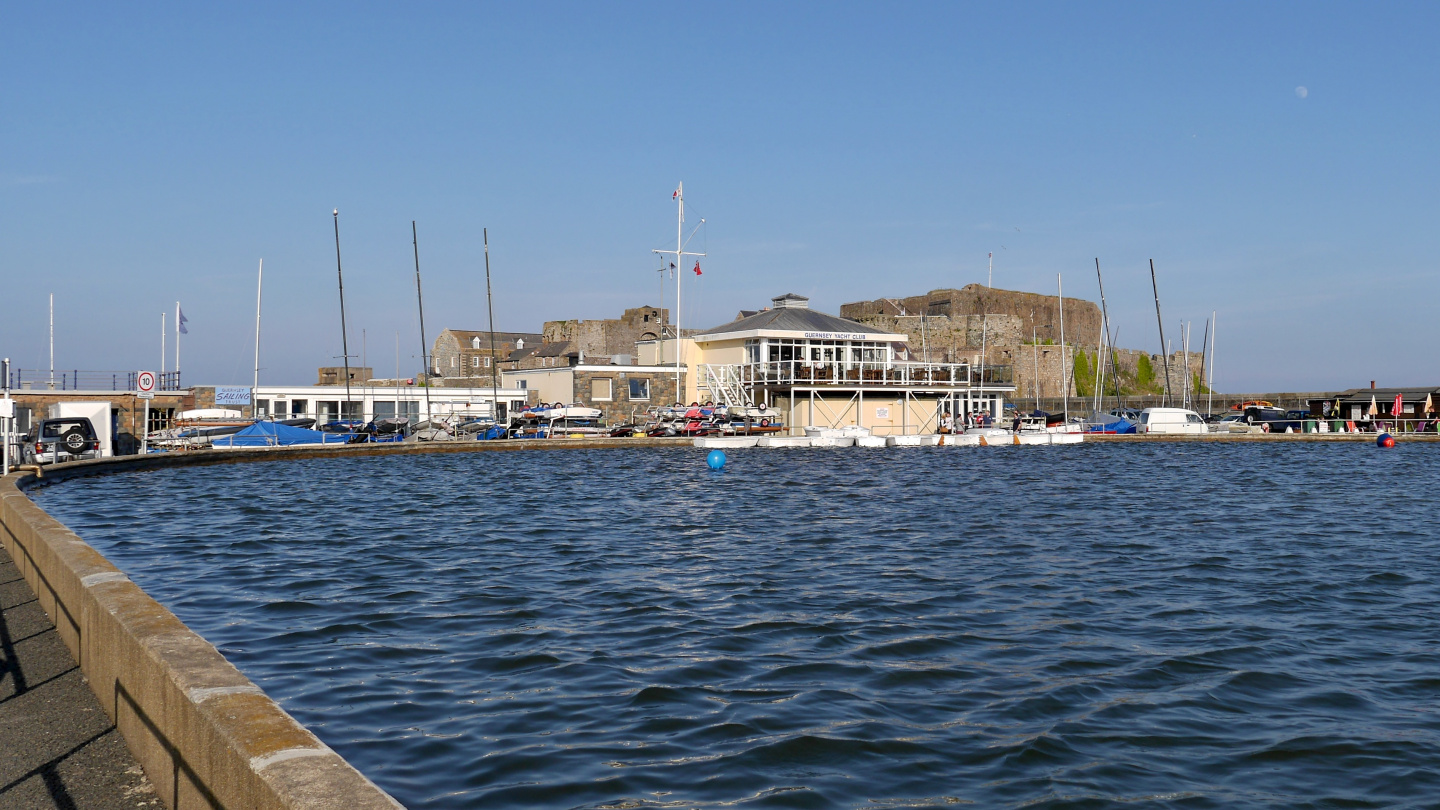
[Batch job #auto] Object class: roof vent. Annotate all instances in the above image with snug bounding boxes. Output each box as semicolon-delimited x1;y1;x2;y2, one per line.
771;293;810;310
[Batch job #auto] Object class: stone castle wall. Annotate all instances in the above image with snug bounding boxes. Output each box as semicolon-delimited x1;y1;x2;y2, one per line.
542;305;668;360
841;284;1102;349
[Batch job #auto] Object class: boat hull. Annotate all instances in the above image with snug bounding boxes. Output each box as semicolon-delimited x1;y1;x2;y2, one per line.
694;437;759;448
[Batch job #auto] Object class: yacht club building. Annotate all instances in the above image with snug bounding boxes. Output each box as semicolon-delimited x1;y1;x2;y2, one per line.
640;293;1016;435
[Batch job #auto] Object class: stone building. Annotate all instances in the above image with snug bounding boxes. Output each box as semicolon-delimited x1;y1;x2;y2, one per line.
317;366;373;385
431;330;543;380
842;285;1102;350
841;285;1110;402
540;305;669;362
503;364;687;424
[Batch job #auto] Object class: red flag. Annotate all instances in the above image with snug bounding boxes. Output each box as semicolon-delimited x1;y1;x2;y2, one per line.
1394;393;1404;417
693;261;702;276
673;188;679;200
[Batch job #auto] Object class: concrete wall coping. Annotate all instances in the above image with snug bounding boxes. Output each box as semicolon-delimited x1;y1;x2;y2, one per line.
1;437;688;808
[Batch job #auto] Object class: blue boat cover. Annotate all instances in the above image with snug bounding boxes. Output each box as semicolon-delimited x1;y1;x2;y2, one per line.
1086;418;1137;434
211;421;352;447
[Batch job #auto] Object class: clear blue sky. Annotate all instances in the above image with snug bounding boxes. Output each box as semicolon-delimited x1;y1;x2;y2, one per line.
3;3;1436;391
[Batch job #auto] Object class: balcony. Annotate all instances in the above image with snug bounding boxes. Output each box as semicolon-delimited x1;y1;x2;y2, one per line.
706;361;1013;390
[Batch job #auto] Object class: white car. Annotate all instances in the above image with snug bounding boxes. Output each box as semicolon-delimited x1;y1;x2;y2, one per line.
1139;407;1208;434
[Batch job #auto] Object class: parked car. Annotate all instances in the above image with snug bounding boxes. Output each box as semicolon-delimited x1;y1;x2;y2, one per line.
1139;407;1208;434
1243;406;1303;432
23;417;103;464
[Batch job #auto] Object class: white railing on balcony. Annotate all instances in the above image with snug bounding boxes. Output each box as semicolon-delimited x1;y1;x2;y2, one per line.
702;361;1013;392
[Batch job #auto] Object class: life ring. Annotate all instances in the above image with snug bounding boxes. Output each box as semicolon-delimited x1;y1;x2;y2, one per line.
760;418;770;427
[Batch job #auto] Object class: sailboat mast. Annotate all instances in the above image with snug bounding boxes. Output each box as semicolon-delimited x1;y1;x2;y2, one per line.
1058;273;1068;425
1095;258;1123;409
175;301;181;378
253;259;263;398
334;210;353;422
1181;320;1191;409
484;228;499;425
412;221;432;425
675;183;684;402
1150;259;1172;407
1207;311;1217;416
1199;317;1211;415
1031;313;1040;411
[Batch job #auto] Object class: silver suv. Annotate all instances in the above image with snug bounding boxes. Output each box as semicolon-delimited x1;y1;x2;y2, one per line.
24;417;102;464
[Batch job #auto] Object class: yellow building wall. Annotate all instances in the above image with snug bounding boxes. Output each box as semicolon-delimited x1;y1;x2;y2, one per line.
500;369;572;405
774;393;948;435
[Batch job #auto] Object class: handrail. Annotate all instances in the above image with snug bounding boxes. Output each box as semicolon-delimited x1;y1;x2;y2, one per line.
701;361;1013;389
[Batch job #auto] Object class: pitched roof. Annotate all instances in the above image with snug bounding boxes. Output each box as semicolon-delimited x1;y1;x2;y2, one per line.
444;329;543;345
1331;387;1440;402
534;341;576;358
695;306;903;340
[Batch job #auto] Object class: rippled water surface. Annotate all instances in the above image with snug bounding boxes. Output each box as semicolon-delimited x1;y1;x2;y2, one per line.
33;444;1440;808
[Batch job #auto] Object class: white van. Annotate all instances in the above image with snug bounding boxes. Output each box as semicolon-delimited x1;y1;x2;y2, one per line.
1139;407;1207;434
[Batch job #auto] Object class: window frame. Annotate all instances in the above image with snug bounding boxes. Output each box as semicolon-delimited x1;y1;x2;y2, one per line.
591;377;614;401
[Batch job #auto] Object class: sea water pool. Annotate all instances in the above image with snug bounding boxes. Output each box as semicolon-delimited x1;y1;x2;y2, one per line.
34;444;1440;808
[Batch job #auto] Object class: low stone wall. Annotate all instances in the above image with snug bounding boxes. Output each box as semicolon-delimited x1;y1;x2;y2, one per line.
0;438;689;809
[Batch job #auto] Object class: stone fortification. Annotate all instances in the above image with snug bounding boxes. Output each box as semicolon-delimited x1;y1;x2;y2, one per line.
542;305;668;361
841;284;1102;350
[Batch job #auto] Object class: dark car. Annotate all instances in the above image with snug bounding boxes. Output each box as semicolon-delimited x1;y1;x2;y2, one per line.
24;417;102;464
1243;406;1303;432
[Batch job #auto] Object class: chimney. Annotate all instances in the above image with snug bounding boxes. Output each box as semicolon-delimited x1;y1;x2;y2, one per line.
1371;380;1376;389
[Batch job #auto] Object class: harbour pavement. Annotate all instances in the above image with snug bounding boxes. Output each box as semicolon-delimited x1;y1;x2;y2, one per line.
0;545;157;809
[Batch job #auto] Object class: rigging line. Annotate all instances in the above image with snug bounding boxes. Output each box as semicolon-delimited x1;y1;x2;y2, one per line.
680;220;706;252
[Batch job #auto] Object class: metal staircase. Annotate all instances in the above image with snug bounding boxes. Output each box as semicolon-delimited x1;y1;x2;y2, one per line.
703;364;751;408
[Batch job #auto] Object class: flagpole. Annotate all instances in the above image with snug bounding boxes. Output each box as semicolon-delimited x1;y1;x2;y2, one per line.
161;312;166;377
175;301;181;378
254;260;263;403
652;183;705;406
676;183;683;402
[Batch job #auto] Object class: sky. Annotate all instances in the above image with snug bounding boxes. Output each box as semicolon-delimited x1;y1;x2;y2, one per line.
3;2;1437;391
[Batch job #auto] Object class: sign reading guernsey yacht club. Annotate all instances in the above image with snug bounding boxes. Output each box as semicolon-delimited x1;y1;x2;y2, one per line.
801;332;875;340
214;386;252;406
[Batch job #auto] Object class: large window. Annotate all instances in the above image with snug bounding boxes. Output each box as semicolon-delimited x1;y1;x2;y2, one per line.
373;401;397;420
628;378;650;401
290;399;308;417
591;378;613;401
750;338;891;368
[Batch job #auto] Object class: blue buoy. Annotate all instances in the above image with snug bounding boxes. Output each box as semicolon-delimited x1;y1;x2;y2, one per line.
1378;433;1396;448
706;449;726;470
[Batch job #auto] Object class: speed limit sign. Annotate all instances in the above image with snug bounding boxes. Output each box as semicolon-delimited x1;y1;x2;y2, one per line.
136;370;156;393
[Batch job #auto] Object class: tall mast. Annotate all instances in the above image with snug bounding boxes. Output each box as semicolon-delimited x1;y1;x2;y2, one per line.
1031;310;1039;411
412;221;432;425
1199;317;1210;415
1207;311;1217;416
174;301;181;378
1149;259;1172;406
1095;258;1122;409
334;210;353;423
484;228;499;425
676;183;684;400
253;259;263;400
48;294;54;386
161;312;166;376
1058;273;1067;425
652;182;704;404
1181;320;1190;409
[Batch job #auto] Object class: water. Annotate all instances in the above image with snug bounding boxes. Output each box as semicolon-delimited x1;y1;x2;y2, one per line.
33;444;1440;808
